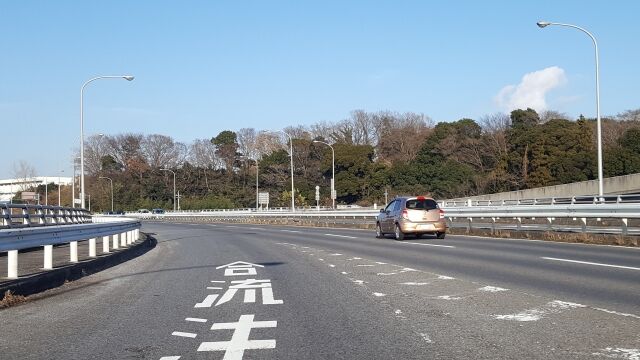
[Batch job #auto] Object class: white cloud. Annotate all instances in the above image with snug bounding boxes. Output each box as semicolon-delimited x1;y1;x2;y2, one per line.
495;66;567;112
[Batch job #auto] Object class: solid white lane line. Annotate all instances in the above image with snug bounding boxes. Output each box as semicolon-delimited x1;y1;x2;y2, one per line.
185;318;208;323
172;331;198;338
159;357;181;360
280;229;302;233
542;257;640;271
324;233;358;239
404;242;455;248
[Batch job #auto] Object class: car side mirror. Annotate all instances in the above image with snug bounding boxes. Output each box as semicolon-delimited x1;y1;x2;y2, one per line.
380;209;385;213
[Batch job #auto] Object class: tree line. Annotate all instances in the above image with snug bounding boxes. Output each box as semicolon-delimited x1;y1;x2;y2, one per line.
23;108;640;211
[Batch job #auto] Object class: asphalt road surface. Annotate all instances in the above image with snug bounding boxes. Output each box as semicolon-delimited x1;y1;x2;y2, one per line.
1;222;639;359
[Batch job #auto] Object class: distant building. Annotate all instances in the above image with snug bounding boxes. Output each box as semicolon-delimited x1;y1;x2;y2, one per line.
0;177;73;202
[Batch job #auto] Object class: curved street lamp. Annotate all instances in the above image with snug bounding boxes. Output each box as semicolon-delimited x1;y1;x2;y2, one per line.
537;21;603;197
80;75;134;209
313;140;335;209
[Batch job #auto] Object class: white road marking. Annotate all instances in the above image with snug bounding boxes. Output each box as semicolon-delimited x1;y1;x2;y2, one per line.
542;257;640;271
593;308;640;320
400;282;429;286
341;271;349;275
493;300;586;322
356;264;375;267
395;309;403;315
375;262;387;265
249;227;262;230
195;294;219;308
329;253;343;256
373;292;386;297
172;331;198;338
478;286;508;293
405;242;455;248
377;267;417;276
437;275;455;280
211;280;226;283
419;333;433;343
352;279;365;285
207;287;223;290
328;264;336;268
186;318;208;323
281;229;302;233
324;233;358;239
592;348;640;359
346;257;362;261
198;314;277;359
159;357;181;360
208;224;217;226
437;295;462;300
318;258;325;261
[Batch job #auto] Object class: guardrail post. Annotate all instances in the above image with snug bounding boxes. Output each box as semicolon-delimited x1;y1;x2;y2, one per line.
580;218;587;232
102;236;110;253
622;218;628;235
89;238;97;257
491;217;496;235
467;218;472;232
546;217;553;231
113;234;119;249
44;245;53;269
7;250;18;279
70;241;78;262
516;217;522;231
120;232;127;247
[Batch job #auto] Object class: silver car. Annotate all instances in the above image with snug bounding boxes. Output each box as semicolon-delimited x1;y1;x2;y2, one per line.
376;196;447;240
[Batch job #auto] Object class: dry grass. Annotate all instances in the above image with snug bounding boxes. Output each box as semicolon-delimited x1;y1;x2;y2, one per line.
0;291;27;309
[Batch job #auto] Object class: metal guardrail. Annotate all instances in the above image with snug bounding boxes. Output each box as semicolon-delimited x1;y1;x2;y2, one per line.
1;204;91;229
123;199;640;236
0;215;141;279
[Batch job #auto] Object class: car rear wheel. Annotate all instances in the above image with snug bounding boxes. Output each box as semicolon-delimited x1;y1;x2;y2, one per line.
394;224;405;241
376;223;384;238
436;232;446;239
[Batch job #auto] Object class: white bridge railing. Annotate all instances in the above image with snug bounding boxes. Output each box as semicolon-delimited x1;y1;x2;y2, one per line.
0;213;142;279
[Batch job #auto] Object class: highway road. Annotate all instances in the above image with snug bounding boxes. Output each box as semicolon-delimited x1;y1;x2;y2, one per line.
1;222;638;359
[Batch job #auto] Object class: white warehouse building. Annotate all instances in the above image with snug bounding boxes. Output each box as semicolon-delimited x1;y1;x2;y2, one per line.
0;177;73;202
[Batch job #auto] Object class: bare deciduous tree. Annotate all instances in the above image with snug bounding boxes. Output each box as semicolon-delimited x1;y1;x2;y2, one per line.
12;160;37;192
141;134;186;169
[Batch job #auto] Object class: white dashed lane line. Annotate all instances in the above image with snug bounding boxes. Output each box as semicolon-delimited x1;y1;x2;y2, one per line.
172;331;198;338
542;257;640;271
323;234;358;239
159;356;181;360
280;229;302;233
403;241;455;249
185;318;208;323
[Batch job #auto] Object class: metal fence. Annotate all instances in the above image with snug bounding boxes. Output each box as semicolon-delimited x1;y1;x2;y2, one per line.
123;195;640;236
1;203;91;229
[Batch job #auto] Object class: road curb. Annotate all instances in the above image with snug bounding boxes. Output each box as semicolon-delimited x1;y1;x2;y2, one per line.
0;233;157;298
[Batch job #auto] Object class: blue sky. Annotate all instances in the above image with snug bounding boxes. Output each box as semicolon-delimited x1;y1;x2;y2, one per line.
1;1;639;178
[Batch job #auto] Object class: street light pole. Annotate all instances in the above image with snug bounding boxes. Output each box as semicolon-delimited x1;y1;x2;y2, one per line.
80;75;134;209
313;140;336;209
99;176;114;212
279;131;295;212
255;159;259;210
537;21;603;197
161;168;177;211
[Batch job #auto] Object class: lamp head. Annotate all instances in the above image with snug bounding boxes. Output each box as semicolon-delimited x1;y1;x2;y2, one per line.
537;21;551;28
123;75;135;81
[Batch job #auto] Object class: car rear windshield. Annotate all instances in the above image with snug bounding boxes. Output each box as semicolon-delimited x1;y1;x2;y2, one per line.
405;199;438;210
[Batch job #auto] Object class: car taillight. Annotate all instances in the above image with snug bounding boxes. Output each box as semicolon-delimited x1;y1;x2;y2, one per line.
402;209;409;219
439;209;445;219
